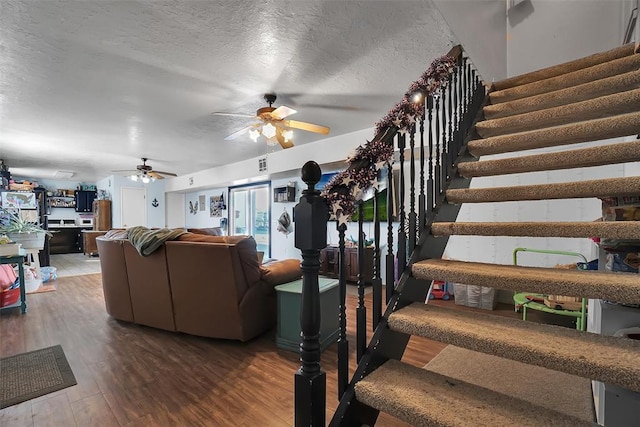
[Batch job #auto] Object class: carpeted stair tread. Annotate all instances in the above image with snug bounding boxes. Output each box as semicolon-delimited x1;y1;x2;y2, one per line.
484;69;640;120
492;42;636;91
354;359;590;427
476;88;640;138
412;259;640;304
430;221;640;239
388;303;640;392
458;140;640;177
468;111;640;156
489;53;640;104
446;176;640;203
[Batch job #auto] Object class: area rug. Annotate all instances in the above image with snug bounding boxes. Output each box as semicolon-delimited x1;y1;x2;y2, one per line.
424;345;595;422
0;345;77;409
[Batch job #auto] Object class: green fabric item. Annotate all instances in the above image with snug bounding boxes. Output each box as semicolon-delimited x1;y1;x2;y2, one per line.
127;226;186;257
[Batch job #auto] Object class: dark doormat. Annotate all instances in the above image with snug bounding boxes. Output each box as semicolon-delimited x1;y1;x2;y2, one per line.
0;345;77;409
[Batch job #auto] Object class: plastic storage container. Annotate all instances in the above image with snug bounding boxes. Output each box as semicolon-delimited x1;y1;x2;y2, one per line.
452;282;498;310
40;266;57;282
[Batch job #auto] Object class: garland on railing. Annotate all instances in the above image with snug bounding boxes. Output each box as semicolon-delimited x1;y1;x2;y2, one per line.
321;54;457;225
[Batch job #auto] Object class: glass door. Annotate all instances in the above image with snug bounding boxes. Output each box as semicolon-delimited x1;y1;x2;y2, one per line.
229;183;270;257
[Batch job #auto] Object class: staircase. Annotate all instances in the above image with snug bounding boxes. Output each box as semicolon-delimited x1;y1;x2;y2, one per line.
339;43;640;425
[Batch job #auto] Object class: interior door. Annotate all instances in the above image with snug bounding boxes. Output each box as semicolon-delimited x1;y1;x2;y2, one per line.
121;187;146;228
229;183;270;257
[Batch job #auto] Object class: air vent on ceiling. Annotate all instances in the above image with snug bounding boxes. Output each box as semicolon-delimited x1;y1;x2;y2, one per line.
258;158;267;172
53;171;74;179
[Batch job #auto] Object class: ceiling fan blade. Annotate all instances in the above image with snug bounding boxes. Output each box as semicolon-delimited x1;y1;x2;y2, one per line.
276;130;294;149
153;170;177;177
148;172;165;180
283;120;330;135
270;105;297;120
211;112;255;118
224;125;254;141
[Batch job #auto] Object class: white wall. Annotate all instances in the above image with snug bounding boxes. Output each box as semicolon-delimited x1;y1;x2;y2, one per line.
184;187;228;229
507;0;632;76
433;0;507;83
106;175;165;228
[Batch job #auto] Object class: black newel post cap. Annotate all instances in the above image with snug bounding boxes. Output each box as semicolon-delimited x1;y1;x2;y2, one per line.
294;161;328;250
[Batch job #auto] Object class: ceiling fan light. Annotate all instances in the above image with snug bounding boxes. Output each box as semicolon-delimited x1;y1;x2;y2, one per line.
141;175;150;184
130;174;139;182
249;129;260;142
266;137;278;147
282;129;293;142
262;122;276;139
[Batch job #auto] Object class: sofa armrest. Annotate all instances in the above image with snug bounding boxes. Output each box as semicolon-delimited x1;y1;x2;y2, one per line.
260;259;302;286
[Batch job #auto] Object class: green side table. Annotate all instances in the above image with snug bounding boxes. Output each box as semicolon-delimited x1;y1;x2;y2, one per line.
274;277;340;352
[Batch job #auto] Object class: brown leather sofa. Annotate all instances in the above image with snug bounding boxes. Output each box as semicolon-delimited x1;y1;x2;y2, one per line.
96;231;301;341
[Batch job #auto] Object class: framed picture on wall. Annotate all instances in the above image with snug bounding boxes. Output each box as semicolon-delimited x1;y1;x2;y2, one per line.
210;193;226;217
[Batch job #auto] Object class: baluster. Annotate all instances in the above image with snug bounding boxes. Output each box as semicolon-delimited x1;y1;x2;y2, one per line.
440;82;448;189
372;188;382;331
356;203;366;362
447;73;453;180
461;57;468;137
434;95;441;206
336;222;348;399
397;134;407;273
466;60;473;130
418;98;426;235
451;67;459;159
408;123;416;252
294;161;327;427
427;96;434;214
385;163;394;303
457;59;464;153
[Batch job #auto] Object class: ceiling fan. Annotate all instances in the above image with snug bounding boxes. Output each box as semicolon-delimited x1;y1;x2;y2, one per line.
212;93;330;149
112;158;177;183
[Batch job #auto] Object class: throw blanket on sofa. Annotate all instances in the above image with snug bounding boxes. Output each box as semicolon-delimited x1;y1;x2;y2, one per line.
127;226;186;257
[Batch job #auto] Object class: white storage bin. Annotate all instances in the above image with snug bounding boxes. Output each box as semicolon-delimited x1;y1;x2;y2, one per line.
452;282;498;310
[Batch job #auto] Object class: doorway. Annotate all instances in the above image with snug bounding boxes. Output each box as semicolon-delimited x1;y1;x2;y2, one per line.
229;183;270;257
121;187;146;228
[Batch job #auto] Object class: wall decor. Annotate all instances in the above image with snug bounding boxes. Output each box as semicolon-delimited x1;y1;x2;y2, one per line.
151;198;159;208
189;200;198;215
199;195;206;211
210;193;226;217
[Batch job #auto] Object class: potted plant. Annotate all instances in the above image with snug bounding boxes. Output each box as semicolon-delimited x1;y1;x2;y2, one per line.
0;208;52;250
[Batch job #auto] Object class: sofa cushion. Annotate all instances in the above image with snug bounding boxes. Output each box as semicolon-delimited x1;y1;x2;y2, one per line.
177;234;262;285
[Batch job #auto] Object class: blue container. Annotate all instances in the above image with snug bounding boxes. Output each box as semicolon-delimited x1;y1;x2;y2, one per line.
40;266;57;282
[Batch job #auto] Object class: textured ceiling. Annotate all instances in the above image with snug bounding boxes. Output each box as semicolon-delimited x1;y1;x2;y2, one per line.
0;0;456;183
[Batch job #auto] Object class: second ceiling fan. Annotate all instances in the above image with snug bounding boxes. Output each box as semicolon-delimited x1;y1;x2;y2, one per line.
212;93;330;149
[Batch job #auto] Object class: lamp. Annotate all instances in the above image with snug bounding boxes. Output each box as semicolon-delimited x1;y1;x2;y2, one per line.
129;171;155;184
248;122;294;145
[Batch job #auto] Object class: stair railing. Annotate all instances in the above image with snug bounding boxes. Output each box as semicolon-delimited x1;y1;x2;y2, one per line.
293;45;486;427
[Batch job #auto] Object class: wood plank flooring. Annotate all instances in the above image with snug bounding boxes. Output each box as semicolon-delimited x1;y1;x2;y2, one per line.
0;274;533;426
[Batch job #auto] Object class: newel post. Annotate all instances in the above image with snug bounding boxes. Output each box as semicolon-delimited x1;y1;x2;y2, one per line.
294;161;328;427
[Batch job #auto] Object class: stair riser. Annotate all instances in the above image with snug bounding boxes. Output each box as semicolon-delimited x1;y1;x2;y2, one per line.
459;140;640;177
446;176;640;204
469;111;640;156
485;70;640;120
490;54;640;103
477;88;640;139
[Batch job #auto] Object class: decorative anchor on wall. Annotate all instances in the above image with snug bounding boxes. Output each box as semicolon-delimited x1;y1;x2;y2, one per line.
151;198;159;208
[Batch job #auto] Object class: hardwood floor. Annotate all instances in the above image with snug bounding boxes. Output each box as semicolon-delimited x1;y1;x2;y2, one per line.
1;274;546;426
1;274;447;426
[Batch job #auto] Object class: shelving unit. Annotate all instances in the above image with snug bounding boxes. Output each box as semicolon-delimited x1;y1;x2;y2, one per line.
273;186;296;203
49;196;76;208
